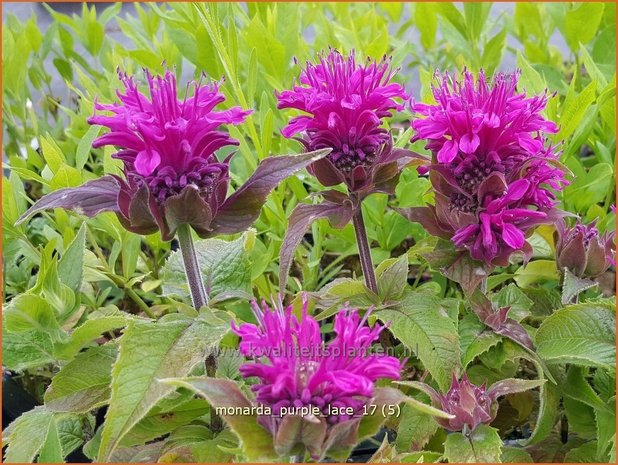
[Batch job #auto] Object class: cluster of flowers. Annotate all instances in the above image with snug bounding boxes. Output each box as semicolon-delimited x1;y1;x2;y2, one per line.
232;298;401;433
18;49;615;446
409;70;567;265
276;50;409;195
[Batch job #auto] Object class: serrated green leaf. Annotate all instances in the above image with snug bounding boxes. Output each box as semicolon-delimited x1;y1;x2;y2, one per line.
564;366;612;413
514;260;559;288
564;3;605;51
562;268;599;304
492;283;533;322
501;446;533;463
443;424;502;463
45;344;117;413
2;328;55;371
58;223;86;293
4;293;59;333
376;291;460;391
376;254;409;301
75;125;101;170
4;407;54;463
38;417;64;463
97;314;230;461
459;313;501;368
535;300;616;368
161;233;252;302
395;402;438;452
53;311;133;360
120;398;211;448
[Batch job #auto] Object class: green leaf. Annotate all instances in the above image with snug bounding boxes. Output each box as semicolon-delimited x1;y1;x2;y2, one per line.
53;311;133;360
535;301;616;368
564;3;605;51
376;291;460;391
516;51;546;95
2;328;55;371
40;135;66;174
160;377;276;461
443;424;502;463
526;381;560;445
45;344;117;413
562;268;599;304
97;313;230;461
459;313;501;368
161;232;253;302
501;447;533;463
566;162;614;212
492;283;533;322
564;441;602;462
482;29;506;75
58;223;87;293
564;366;613;413
313;278;377;321
514;260;559;288
395;403;438;452
597;398;616;458
580;44;608;88
414;4;437;49
376;254;409;301
120;398;211;448
4;407;54;463
38;417;64;463
4;293;59;333
75;125;101;170
559;79;598;141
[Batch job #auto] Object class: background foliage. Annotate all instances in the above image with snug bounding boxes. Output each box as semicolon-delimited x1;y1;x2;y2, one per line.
2;2;616;463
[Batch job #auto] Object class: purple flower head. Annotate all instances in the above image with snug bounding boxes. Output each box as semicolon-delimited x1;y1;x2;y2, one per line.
555;219;616;278
405;70;567;266
277;49;409;194
18;68;330;240
232;296;401;433
88;68;250;239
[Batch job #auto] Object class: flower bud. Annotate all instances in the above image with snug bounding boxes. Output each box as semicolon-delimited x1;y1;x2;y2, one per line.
436;374;494;432
555;220;615;278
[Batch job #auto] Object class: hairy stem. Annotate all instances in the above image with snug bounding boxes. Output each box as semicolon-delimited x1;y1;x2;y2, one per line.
177;224;209;310
352;206;378;294
176;224;221;432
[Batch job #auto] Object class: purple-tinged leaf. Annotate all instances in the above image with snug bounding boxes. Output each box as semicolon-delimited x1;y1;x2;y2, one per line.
117;184;161;237
164;187;213;240
16;176;121;225
273;415;302;457
398;206;450;239
468;290;535;350
208;148;331;236
300;418;328;460
487;378;545;401
279;197;355;292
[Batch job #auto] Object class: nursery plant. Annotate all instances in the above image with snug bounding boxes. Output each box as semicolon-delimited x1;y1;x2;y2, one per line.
1;2;616;464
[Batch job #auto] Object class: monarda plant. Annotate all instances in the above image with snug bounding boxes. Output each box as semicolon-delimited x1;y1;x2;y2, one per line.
276;49;419;294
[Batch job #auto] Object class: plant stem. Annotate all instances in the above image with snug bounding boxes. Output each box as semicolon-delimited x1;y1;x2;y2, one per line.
176;224;209;310
352;206;378;294
352;205;393;349
176;224;221;432
86;226;155;318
